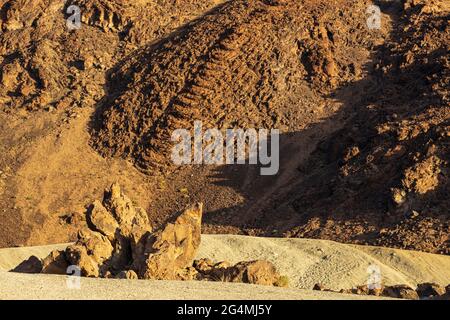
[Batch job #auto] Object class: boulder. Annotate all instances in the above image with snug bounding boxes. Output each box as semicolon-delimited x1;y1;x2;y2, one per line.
195;260;283;287
140;203;203;280
177;266;199;281
41;250;69;275
193;258;215;273
416;282;445;298
76;229;114;265
383;285;419;300
348;284;384;296
11;256;43;274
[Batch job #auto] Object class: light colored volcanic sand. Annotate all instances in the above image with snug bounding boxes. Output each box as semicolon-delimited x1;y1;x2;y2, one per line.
0;235;449;300
0;272;393;300
197;235;450;290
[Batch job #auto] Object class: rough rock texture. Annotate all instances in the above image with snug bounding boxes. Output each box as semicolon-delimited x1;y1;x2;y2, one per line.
140;203;203;280
92;0;374;173
0;1;447;257
88;200;119;241
38;184;285;286
0;0;220;112
115;270;139;280
65;229;113;277
416;282;446;298
192;258;284;287
41;250;69;275
47;183;154;277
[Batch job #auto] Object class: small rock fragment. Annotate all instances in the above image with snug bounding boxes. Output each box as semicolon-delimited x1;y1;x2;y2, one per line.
115;270;139;280
11;256;43;274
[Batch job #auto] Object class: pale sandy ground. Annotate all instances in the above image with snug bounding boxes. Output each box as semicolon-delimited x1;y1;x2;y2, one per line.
0;235;449;300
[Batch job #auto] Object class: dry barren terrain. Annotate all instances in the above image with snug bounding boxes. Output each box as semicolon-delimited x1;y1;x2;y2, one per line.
0;0;448;297
2;235;449;299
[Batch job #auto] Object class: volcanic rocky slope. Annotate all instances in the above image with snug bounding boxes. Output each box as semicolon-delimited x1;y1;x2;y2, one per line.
0;0;448;254
282;1;450;254
91;0;378;172
0;0;220;112
91;0;449;253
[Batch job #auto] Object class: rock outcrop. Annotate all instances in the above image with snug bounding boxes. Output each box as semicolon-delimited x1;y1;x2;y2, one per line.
41;250;69;275
382;285;419;300
38;184;285;287
40;184;195;279
139;202;202;280
416;282;446;299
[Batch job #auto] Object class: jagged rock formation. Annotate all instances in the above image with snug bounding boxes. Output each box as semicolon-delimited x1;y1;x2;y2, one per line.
37;184;284;286
41;250;69;275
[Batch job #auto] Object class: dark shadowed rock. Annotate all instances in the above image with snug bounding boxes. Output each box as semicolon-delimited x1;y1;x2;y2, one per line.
383;285;419;300
115;270;139;279
313;283;325;291
11;255;43;274
66;245;100;277
416;282;445;298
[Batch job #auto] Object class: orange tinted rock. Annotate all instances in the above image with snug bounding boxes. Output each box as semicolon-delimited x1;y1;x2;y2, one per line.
88;200;119;241
140;203;203;280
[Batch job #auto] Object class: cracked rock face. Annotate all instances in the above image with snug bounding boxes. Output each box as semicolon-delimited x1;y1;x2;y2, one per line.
139;202;203;280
